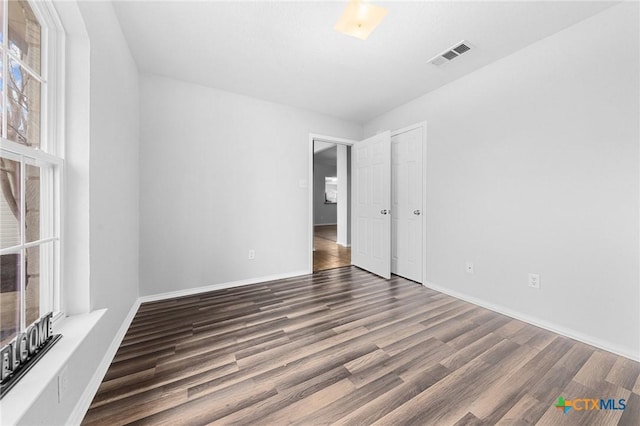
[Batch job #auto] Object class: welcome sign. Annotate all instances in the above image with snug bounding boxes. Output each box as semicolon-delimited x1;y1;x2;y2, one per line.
0;312;62;398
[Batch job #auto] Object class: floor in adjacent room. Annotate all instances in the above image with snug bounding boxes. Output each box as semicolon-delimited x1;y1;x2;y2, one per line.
83;266;639;425
313;224;351;272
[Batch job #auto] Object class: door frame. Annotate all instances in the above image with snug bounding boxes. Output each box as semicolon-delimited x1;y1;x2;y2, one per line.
308;134;357;274
390;121;427;284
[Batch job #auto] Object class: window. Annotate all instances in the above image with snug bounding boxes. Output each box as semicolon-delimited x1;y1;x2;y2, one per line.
0;0;61;348
324;176;338;204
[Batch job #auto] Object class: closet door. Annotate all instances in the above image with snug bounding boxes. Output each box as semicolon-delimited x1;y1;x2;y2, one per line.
391;126;423;282
352;131;391;279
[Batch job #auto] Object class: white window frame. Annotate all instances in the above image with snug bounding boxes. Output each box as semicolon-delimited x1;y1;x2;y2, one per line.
0;0;65;331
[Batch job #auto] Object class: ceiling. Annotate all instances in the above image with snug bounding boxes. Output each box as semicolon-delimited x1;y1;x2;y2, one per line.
315;144;337;165
314;141;336;154
112;1;616;123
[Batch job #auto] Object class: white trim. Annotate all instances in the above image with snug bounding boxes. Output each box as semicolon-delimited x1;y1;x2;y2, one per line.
310;133;358;146
139;270;310;303
0;236;59;254
66;303;140;426
314;222;337;226
422;123;427;287
308;134;357;274
19;158;26;330
423;280;640;362
0;139;63;165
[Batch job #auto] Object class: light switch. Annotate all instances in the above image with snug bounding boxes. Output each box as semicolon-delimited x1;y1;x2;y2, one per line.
528;273;540;289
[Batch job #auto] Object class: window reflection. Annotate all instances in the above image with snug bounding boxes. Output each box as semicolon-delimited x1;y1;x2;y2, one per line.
8;0;41;74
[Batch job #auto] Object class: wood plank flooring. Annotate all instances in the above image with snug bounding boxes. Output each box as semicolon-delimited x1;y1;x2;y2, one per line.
83;267;640;425
313;225;351;272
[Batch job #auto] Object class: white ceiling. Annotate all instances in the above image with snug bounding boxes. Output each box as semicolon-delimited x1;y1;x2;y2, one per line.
112;1;616;123
314;141;336;154
315;145;338;165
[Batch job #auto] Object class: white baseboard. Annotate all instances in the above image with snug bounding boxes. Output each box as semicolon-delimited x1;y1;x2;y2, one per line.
67;300;141;425
423;280;640;362
336;241;351;247
139;270;310;303
314;223;337;226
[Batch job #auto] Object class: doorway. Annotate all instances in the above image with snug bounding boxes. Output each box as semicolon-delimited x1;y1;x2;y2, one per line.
307;123;425;280
309;136;355;272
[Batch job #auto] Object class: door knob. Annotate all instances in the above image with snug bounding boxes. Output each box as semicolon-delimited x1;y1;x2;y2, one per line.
380;209;388;215
413;210;421;215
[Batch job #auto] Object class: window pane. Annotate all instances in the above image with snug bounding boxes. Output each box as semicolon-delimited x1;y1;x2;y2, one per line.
25;163;39;242
8;0;41;74
0;251;21;347
25;244;41;325
0;156;21;249
0;0;4;44
7;60;40;148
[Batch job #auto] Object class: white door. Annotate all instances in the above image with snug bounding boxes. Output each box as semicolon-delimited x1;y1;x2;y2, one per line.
391;126;423;282
352;131;391;279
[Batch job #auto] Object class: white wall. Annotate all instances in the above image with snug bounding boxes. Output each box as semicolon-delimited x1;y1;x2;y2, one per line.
13;1;140;424
139;74;361;296
337;144;348;245
82;0;140;319
364;3;639;359
314;158;338;225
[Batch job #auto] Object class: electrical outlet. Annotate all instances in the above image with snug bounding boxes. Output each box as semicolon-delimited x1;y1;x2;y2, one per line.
465;261;474;274
528;273;540;289
58;365;69;403
248;249;255;260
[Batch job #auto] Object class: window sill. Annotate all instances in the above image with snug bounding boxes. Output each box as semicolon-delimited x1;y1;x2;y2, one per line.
0;309;106;425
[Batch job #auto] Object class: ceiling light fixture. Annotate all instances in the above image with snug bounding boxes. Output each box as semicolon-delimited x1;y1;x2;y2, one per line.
334;0;388;41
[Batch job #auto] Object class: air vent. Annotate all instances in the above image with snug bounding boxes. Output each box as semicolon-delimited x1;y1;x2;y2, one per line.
453;43;470;54
429;40;473;66
442;50;458;60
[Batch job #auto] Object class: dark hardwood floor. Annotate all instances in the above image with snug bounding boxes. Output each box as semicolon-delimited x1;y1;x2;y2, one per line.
83;267;640;425
313;225;351;272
